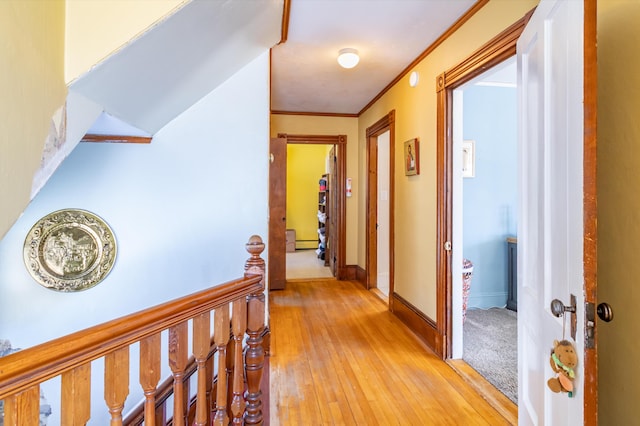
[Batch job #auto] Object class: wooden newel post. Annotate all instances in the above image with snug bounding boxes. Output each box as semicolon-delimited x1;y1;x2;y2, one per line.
244;235;266;425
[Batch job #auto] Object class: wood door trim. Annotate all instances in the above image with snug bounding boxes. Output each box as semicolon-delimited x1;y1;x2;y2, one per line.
435;75;450;359
272;111;359;118
441;10;534;89
436;11;534;359
583;0;597;422
365;111;395;310
277;134;347;145
277;134;347;280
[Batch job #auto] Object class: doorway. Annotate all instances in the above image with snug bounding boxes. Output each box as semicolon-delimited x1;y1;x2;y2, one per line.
436;4;596;421
285;142;336;280
366;111;395;307
376;131;391;297
268;134;347;290
433;14;532;418
453;57;518;404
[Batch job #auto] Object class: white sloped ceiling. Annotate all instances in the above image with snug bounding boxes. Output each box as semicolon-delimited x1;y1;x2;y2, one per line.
70;0;283;135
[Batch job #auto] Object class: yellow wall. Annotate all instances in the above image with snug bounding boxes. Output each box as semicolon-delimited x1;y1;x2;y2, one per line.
287;144;329;249
597;1;640;422
65;0;185;83
357;0;537;318
271;115;359;264
0;0;67;240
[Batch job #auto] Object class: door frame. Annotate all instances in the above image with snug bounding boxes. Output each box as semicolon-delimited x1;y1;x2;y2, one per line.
365;111;395;308
276;133;348;280
436;3;597;421
583;1;598;419
436;12;533;359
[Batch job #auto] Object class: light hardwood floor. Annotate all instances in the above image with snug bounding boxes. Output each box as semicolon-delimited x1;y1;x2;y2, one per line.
269;279;514;425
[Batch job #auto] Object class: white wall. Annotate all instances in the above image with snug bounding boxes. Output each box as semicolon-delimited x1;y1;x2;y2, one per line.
0;52;270;425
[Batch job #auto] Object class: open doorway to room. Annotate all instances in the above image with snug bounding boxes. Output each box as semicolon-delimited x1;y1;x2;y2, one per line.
375;130;391;298
451;58;518;404
433;22;529;418
267;133;347;287
285;142;336;280
365;111;395;307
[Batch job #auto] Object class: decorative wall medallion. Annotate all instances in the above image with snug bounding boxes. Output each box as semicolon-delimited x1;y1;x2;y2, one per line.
23;209;117;292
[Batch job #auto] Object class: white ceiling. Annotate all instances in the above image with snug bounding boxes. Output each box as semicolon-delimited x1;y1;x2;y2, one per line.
270;0;476;115
74;0;282;135
83;0;487;135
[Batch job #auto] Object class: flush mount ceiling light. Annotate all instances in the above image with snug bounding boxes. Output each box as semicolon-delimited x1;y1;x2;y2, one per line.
337;48;360;69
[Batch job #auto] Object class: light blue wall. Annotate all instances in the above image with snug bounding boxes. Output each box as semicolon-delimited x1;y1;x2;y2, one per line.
0;52;270;425
463;84;517;308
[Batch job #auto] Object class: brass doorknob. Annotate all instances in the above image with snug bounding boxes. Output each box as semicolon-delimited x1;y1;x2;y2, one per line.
597;303;614;322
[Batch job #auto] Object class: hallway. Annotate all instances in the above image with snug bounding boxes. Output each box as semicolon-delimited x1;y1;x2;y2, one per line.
269;279;513;425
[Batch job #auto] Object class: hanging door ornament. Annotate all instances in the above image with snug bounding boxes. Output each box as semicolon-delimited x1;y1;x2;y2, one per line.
548;296;579;397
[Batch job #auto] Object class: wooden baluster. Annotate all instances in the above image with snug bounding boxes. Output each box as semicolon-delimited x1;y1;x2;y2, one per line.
155;401;166;425
231;297;247;424
169;321;189;426
226;330;235;415
105;347;130;426
62;363;91;425
206;348;215;419
3;385;39;425
244;235;266;425
193;311;211;426
213;305;230;425
140;333;161;426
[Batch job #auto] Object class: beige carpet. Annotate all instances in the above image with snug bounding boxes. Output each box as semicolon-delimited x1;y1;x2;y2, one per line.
463;307;518;404
286;249;334;279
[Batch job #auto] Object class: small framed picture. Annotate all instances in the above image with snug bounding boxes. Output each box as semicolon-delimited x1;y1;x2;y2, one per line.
404;138;419;176
462;140;475;178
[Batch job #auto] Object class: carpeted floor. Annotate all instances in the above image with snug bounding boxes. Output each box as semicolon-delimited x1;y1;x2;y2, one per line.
286;249;333;279
463;307;518;404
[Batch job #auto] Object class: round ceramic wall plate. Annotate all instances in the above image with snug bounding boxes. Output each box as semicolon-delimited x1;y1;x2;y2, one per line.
23;209;117;292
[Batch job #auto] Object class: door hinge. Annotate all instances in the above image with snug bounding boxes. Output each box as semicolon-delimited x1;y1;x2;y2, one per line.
444;241;452;251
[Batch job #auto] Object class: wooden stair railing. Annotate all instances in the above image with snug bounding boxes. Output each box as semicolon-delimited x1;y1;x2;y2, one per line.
0;235;267;426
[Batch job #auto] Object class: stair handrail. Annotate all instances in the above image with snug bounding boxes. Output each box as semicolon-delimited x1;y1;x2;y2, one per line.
0;276;261;400
0;235;267;425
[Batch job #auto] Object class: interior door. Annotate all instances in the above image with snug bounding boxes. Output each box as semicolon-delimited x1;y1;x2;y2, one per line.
268;138;287;290
366;136;378;289
517;0;597;424
376;131;390;296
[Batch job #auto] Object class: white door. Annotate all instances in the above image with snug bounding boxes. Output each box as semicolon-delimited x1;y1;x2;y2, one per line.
377;130;390;296
518;0;596;424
